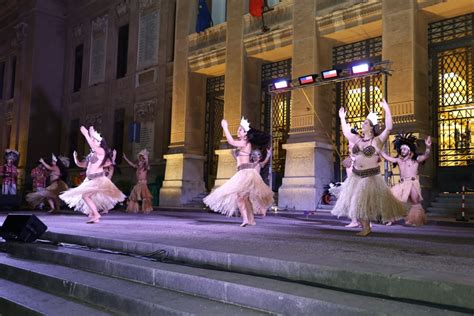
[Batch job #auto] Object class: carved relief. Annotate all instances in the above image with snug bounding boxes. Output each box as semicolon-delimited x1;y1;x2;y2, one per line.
139;0;157;11
116;0;130;18
134;99;156;121
73;24;83;41
10;22;28;49
92;15;109;33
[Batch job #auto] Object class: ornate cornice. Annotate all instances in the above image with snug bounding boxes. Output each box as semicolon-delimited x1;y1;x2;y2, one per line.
116;0;130;18
134;99;156;121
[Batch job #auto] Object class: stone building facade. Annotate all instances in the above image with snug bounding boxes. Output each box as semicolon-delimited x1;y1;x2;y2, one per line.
160;0;473;210
0;0;176;195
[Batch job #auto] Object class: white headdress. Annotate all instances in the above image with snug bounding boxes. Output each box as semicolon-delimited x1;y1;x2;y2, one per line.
89;127;103;142
138;148;149;159
59;156;70;168
366;112;378;126
240;117;250;132
51;153;58;162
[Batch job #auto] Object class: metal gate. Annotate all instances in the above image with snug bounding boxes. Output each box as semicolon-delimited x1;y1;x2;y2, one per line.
204;75;225;191
429;13;473;189
334;37;383;181
261;59;291;191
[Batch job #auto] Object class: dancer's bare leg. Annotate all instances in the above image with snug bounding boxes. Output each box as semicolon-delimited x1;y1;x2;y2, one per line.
237;195;249;227
47;199;57;213
83;193;101;223
356;219;371;236
247;204;256;226
345;218;359;228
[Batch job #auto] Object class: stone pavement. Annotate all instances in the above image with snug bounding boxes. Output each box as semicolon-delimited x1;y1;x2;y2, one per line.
0;208;473;314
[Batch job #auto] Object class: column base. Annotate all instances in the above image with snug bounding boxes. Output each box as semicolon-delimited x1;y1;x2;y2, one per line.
278;141;333;211
159;153;206;206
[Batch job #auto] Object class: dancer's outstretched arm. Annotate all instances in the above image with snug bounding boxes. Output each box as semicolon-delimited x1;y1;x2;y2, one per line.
73;151;87;168
39;158;54;171
339;108;359;143
380;151;397;163
221;119;247;147
378;99;393;144
122;153;137;168
417;136;432;163
80;126;102;152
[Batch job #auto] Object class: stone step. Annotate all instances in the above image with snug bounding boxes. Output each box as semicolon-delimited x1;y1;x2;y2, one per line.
0;252;266;316
38;231;474;312
1;242;458;316
0;278;111;316
431;202;474;209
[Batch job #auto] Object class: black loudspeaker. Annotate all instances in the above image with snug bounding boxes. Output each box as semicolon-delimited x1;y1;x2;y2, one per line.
0;214;47;242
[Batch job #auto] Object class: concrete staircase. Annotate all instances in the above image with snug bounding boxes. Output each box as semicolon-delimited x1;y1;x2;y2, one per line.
427;192;474;218
0;232;471;315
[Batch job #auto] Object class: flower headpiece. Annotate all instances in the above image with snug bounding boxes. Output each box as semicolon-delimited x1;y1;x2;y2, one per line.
89;127;103;142
366;112;378;126
138;148;149;160
240;117;250;132
4;149;19;162
59;156;70;168
52;153;58;162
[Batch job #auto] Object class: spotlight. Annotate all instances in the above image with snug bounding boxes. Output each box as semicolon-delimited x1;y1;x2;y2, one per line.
273;79;289;90
298;74;317;85
351;63;370;74
321;69;339;80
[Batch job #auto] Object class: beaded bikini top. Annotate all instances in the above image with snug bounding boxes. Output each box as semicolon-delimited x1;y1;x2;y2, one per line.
85;152;99;163
233;148;250;157
352;139;378;157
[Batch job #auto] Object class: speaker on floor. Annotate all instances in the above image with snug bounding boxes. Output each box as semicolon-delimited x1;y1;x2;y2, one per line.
0;214;47;242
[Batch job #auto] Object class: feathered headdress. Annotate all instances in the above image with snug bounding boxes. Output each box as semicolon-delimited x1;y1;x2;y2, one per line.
393;132;418;156
138;148;149;160
240;117;250;132
366;112;378;126
58;156;70;168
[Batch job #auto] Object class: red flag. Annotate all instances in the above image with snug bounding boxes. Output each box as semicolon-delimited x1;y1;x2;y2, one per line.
249;0;263;17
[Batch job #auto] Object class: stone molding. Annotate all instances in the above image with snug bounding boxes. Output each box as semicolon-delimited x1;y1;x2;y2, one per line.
139;0;158;12
317;1;382;35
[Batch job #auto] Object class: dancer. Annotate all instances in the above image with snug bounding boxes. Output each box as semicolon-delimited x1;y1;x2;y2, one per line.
123;149;153;214
59;126;126;223
341;144;359;228
380;133;432;226
104;149;117;180
331;99;406;236
204;117;273;227
250;147;271;185
26;154;69;213
30;162;49;209
1;149;19;195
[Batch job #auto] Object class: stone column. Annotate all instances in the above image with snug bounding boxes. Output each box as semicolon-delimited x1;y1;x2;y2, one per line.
278;0;334;211
212;0;247;188
160;0;206;206
382;0;432;198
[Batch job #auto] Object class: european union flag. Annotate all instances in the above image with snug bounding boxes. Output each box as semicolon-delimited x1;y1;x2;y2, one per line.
196;0;213;33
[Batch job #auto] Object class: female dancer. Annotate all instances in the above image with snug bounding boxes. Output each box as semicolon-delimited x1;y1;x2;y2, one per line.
331;99;406;236
26;154;69;213
204;117;273;227
380;133;431;226
123;149;153;214
59;126;125;223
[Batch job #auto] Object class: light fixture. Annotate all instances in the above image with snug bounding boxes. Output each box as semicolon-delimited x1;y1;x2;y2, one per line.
273;79;289;90
351;63;370;74
298;74;317;85
321;69;339;80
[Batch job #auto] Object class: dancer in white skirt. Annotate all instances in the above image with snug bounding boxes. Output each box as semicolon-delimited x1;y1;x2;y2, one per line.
60;126;126;223
204;117;273;227
332;99;406;236
380;133;431;226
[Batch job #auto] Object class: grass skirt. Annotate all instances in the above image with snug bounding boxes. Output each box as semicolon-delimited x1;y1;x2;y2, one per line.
59;176;126;215
26;180;68;209
203;168;273;217
331;173;407;222
127;182;153;214
391;178;423;203
405;204;427;226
